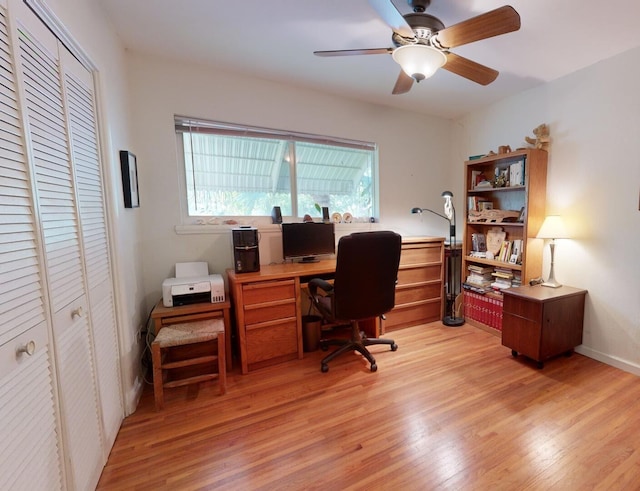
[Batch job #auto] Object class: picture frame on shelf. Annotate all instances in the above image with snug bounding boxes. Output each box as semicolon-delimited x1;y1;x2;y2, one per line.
120;150;140;208
517;206;525;222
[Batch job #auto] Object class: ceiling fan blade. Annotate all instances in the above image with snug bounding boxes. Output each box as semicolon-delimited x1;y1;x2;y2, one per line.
392;70;414;95
442;52;498;85
368;0;415;39
435;6;520;49
314;47;393;57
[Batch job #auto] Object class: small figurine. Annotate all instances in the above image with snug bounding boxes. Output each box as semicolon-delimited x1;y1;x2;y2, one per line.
525;124;550;151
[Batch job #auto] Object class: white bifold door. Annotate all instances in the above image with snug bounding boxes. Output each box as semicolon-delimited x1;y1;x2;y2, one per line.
0;0;123;489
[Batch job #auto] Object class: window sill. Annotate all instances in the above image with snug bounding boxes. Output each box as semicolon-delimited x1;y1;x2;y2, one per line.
174;222;378;235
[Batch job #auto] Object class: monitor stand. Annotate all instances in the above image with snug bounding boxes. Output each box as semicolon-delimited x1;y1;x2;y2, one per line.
299;256;319;263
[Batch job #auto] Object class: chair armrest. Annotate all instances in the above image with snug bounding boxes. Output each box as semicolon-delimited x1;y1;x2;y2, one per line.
308;278;333;297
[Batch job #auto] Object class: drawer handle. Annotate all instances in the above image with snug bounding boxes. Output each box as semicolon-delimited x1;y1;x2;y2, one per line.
71;307;84;319
17;340;36;356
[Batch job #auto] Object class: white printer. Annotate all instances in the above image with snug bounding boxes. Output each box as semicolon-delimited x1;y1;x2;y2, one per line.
162;262;225;307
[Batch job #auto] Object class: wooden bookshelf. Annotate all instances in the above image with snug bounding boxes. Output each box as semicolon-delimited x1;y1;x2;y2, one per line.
462;149;548;335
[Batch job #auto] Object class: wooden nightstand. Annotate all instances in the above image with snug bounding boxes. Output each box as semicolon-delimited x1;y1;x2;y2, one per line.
501;285;587;368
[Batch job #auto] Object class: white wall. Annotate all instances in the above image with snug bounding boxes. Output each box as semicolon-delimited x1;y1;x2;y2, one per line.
125;53;454;309
43;0;145;412
454;47;640;374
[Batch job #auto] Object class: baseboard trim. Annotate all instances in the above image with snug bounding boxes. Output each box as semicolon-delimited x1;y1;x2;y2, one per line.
576;345;640;376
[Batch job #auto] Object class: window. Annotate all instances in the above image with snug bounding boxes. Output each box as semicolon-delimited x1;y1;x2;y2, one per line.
175;117;377;220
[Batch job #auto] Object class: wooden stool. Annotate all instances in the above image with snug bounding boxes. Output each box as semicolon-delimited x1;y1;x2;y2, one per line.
151;318;226;410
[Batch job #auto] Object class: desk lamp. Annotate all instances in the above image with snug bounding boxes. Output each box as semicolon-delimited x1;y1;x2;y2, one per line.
536;215;569;288
411;191;465;326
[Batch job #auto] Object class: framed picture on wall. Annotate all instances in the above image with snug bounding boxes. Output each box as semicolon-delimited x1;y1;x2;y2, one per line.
120;150;140;208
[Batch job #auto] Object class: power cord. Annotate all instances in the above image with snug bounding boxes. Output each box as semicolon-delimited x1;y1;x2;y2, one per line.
139;299;160;385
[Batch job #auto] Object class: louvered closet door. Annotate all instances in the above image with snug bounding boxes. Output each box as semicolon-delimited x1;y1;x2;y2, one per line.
15;7;104;490
61;48;123;450
0;1;62;489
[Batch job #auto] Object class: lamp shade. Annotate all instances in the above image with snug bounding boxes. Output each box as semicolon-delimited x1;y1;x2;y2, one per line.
536;215;569;239
391;45;446;82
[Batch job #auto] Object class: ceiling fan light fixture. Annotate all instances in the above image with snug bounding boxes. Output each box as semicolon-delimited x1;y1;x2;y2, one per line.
391;44;446;82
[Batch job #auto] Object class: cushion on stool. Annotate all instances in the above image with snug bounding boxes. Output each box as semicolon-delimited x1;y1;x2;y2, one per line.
154;318;225;348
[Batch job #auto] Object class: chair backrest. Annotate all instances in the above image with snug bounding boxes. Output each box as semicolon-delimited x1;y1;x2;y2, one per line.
332;231;402;321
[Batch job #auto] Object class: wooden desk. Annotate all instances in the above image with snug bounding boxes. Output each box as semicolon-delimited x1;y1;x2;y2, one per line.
150;299;232;370
227;260;348;374
502;285;587;368
228;236;445;374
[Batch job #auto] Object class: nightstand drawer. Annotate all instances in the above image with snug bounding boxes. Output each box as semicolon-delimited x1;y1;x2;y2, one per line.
502;312;542;359
503;295;542;323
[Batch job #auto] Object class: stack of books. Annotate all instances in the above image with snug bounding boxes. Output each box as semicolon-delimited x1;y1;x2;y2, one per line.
512;271;522;288
463;291;504;331
465;264;493;291
491;267;514;291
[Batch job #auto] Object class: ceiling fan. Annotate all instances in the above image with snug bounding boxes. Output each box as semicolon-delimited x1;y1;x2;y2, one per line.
313;0;521;94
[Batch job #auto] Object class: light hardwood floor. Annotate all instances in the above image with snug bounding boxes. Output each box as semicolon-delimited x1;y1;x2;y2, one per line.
97;323;640;490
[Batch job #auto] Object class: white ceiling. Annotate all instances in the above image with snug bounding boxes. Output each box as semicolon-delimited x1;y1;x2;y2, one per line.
97;0;640;120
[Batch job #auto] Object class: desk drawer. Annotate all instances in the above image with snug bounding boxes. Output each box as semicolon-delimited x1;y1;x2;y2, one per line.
244;299;296;325
384;301;441;330
394;282;441;305
242;280;295;305
400;243;442;266
246;318;298;364
397;264;441;285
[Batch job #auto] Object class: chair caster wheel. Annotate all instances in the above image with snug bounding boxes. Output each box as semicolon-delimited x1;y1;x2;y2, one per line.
321;364;329;373
320;343;328;352
391;343;398;351
370;363;377;372
511;349;518;357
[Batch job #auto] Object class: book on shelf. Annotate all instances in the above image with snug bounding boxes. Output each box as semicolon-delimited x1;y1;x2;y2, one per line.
467;196;491;212
509;159;525;187
471;170;481;189
469;251;487;258
510;239;523;264
491;279;512;291
470;171;490;189
462;291;504;330
471;233;487;252
467;264;493;274
463;282;490;294
466;272;492;286
511;271;522;287
494;265;515;275
475;180;493;189
498;240;512;262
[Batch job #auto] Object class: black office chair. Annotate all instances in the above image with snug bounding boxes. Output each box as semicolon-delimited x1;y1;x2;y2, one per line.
308;231;402;372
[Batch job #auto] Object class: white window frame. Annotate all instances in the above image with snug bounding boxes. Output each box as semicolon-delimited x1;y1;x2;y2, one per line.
174;116;379;227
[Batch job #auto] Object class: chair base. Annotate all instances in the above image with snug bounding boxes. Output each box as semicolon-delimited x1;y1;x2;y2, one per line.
320;321;397;372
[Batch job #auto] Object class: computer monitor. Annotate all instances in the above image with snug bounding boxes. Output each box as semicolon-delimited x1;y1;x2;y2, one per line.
281;222;336;263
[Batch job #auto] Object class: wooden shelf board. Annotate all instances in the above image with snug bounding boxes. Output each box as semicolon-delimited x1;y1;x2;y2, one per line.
464;256;523;271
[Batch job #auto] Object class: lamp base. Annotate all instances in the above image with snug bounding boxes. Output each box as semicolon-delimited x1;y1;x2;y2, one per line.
542;280;562;288
443;316;465;327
